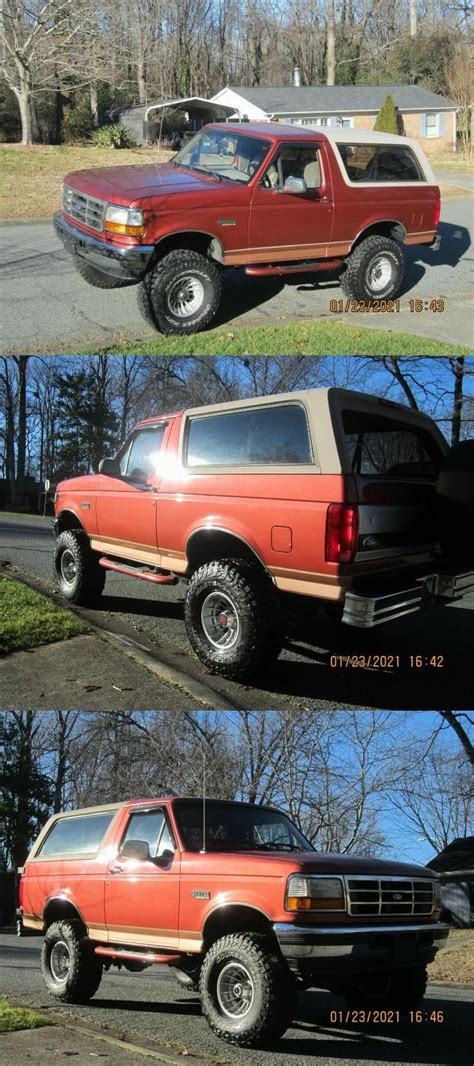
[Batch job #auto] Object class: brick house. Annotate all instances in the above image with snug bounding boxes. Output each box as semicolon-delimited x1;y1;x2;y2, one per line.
211;85;457;155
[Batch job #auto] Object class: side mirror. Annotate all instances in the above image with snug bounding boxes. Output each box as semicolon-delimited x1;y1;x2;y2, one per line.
119;839;152;863
99;457;121;477
282;176;307;195
155;849;175;868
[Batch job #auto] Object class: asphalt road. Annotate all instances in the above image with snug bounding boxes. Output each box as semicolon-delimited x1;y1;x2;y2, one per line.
0;195;473;353
0;934;472;1066
1;513;473;710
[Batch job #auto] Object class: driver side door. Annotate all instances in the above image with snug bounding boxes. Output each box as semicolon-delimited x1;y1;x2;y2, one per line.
248;142;334;262
95;422;168;559
104;807;180;949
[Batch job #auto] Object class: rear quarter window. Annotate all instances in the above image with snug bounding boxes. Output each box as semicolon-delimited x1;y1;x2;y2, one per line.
186;403;313;467
337;144;424;182
37;812;114;858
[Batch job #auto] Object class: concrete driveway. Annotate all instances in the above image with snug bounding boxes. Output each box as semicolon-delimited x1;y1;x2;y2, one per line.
0;934;472;1066
0;196;472;353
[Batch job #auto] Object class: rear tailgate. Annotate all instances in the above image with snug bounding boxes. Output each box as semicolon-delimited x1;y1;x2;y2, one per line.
329;392;448;568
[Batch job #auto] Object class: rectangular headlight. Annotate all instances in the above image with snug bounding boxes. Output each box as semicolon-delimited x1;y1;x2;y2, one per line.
104;205;145;236
286;874;345;912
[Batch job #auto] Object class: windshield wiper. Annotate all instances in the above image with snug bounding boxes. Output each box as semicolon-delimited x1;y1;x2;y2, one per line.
181;163;223;181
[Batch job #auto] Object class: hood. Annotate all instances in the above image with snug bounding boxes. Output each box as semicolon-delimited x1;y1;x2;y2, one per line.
56;474;98;492
187;850;435;880
64;162;223;205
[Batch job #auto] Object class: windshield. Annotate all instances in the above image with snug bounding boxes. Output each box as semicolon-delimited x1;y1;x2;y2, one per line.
173;800;314;853
173;128;272;184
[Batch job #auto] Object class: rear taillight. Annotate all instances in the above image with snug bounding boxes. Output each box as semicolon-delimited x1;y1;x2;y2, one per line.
434;198;441;229
325;504;358;563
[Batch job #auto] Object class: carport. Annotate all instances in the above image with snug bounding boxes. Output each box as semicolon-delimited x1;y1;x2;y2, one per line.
427;837;474;928
111;97;236;146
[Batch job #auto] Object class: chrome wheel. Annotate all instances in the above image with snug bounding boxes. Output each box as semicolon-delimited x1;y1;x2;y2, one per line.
167;275;205;318
366;254;393;292
50;940;71;983
216;962;254;1019
60;548;77;585
201;592;240;651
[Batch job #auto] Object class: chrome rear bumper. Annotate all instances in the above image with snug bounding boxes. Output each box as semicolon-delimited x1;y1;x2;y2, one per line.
343;568;474;628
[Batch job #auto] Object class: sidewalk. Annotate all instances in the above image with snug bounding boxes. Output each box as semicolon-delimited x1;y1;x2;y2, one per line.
0;632;200;711
0;1018;211;1065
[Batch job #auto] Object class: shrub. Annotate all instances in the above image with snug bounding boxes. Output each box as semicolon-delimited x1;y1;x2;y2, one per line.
90;123;135;149
374;94;400;135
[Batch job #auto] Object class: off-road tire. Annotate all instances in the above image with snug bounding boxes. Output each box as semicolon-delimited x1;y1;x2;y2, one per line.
137;249;222;335
199;932;294;1047
54;529;105;606
73;256;132;289
137;273;159;328
184;558;284;680
340;235;404;301
343;965;427;1012
41;920;103;1003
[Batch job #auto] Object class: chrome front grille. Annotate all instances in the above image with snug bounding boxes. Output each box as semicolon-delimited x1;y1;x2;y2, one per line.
346;876;434;917
62;184;106;231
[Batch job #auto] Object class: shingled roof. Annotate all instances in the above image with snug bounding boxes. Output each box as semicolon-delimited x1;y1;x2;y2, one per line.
427;837;474;875
225;84;457;113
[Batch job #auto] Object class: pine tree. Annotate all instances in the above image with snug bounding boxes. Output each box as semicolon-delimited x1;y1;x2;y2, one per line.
374;94;399;135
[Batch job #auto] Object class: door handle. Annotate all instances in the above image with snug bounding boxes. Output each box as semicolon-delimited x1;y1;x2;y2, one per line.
110;865;124;874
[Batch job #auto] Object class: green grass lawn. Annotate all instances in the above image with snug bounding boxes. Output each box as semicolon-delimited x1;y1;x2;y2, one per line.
0;999;53;1033
0;573;87;653
0;143;172;220
102;320;470;357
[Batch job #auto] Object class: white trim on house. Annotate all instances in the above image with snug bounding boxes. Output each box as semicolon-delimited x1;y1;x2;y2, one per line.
210;88;268;121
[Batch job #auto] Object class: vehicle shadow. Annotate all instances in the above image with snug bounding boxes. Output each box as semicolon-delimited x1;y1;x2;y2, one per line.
280;990;469;1064
98;593;185;622
251;604;474;709
90;996;201;1017
213;269;285;328
408;220;471;269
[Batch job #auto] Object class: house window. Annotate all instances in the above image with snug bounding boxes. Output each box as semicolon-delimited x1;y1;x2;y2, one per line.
426;113;439;138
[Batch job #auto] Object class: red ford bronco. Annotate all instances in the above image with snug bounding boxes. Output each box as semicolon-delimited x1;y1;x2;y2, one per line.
20;797;448;1047
52;386;474;680
53;123;440;334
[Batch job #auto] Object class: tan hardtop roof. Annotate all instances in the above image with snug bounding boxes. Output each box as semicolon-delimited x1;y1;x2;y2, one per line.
46;797;176;817
135;386;439;429
206;122;420;146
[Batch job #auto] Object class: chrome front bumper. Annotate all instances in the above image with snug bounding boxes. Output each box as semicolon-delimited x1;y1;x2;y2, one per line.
273;921;449;974
343;568;474;628
53;212;155;282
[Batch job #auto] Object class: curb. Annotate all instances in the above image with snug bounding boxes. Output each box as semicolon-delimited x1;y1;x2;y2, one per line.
4;1000;216;1066
3;564;244;711
57;1018;214;1065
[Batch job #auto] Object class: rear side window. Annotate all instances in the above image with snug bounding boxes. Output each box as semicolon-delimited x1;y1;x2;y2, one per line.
186;404;313;466
38;813;114;858
337;144;423;182
342;411;442;477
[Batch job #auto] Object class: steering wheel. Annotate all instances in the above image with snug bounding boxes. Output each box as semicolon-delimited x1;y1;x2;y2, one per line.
247;159;260;178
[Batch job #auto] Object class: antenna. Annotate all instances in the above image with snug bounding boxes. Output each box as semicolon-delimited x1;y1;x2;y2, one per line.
201;748;206;854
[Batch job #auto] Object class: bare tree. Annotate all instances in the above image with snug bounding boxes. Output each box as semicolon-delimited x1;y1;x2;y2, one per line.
0;0;82;144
